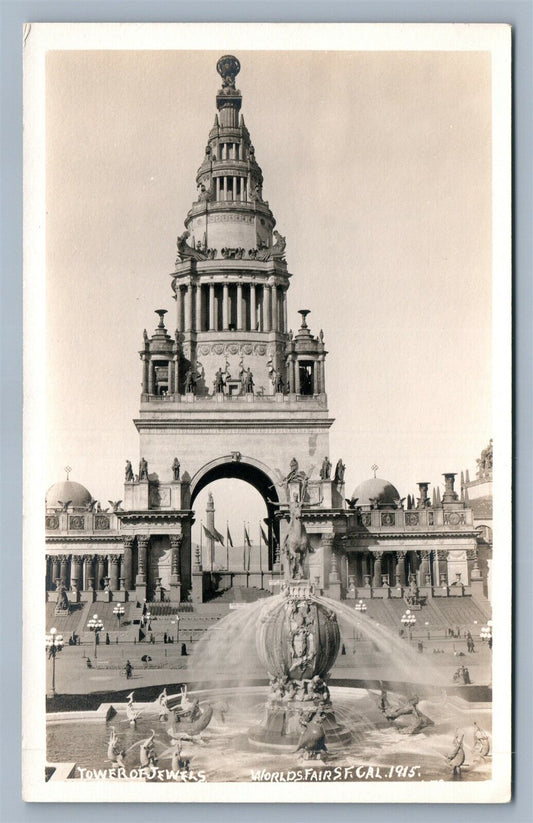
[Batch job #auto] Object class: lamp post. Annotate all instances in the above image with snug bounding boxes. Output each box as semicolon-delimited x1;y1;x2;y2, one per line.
480;619;493;649
113;604;125;629
175;615;180;644
87;613;104;659
401;609;416;641
354;600;366;651
45;627;64;696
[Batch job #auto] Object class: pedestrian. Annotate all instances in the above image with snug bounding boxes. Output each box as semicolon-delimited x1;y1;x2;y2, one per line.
150;633;155;644
164;632;168;644
106;632;110;645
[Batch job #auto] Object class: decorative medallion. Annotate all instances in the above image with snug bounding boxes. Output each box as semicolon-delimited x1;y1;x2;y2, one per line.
241;344;253;355
254;344;267;355
405;512;419;526
444;512;466;526
95;515;110;530
428;512;434;525
45;516;59;530
213;343;225;355
359;513;371;527
199;344;211;355
69;516;85;530
381;513;395;527
228;343;239;355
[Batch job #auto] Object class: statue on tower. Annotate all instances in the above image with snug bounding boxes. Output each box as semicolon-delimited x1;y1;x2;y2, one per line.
172;457;181;481
125;460;134;482
139;457;149;481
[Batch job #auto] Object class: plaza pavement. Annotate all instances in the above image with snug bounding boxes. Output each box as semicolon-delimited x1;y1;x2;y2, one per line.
47;635;492;700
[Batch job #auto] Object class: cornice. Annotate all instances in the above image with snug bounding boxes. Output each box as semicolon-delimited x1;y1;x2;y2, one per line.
343;531;477;542
133;418;335;431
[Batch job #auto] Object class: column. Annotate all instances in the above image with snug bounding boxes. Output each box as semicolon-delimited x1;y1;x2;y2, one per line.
83;554;95;591
250;284;256;331
295;359;301;394
209;284;215;330
170;535;182;602
222;177;227;201
136;535;149;584
71;556;82;591
167;360;173;394
51;557;60;587
319;356;326;395
142;355;149;393
222;284;229;330
123;537;134;590
176;286;183;332
174;355;179;396
97;556;106;590
396;551;407;586
195;283;202;331
282;291;288;333
419;550;431;585
372;551;383;588
147;359;154;394
236;283;243;330
271;285;278;332
108;554;120;591
216;177;220;200
263;284;271;332
185;284;193;332
59;555;69;585
233;176;237;201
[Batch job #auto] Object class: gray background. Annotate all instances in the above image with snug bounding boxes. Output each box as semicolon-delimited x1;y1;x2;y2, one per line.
1;1;531;821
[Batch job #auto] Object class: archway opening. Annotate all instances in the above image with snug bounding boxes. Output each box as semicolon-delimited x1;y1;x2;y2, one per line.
190;460;280;575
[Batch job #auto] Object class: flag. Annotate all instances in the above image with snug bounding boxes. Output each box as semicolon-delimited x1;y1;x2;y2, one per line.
212;526;225;545
244;525;252;547
203;524;217;543
226;525;234;547
260;525;269;545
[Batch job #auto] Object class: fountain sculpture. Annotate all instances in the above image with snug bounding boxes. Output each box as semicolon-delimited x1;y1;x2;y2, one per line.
249;482;350;752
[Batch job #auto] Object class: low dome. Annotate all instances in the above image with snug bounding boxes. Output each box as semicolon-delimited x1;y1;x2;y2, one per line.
351;477;400;507
46;480;92;509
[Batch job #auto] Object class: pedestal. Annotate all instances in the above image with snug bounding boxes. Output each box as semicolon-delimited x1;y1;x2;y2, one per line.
192;572;203;604
169;574;182;603
135;582;147;604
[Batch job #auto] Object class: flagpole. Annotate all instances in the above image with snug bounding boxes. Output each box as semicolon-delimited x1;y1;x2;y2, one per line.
200;520;203;570
248;522;251;572
259;524;263;574
243;522;246;571
226;521;230;571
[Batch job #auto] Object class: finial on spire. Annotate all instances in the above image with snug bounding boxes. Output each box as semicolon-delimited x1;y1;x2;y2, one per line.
216;55;241;87
64;465;72;481
371;464;378;478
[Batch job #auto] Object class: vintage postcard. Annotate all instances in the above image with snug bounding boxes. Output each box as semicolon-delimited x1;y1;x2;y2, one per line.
23;23;511;802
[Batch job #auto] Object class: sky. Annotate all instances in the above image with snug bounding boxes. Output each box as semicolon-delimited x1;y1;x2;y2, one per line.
44;48;492;538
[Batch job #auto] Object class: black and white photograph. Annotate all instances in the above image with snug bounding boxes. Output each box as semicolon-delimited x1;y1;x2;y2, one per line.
22;23;511;803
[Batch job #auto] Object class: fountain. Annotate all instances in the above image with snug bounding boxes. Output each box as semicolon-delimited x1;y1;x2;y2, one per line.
45;491;492;782
249;580;350;751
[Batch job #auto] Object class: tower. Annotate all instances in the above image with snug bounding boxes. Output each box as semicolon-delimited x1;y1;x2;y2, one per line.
121;55;338;603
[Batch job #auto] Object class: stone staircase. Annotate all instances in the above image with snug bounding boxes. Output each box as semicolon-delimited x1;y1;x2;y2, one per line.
342;596;491;634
